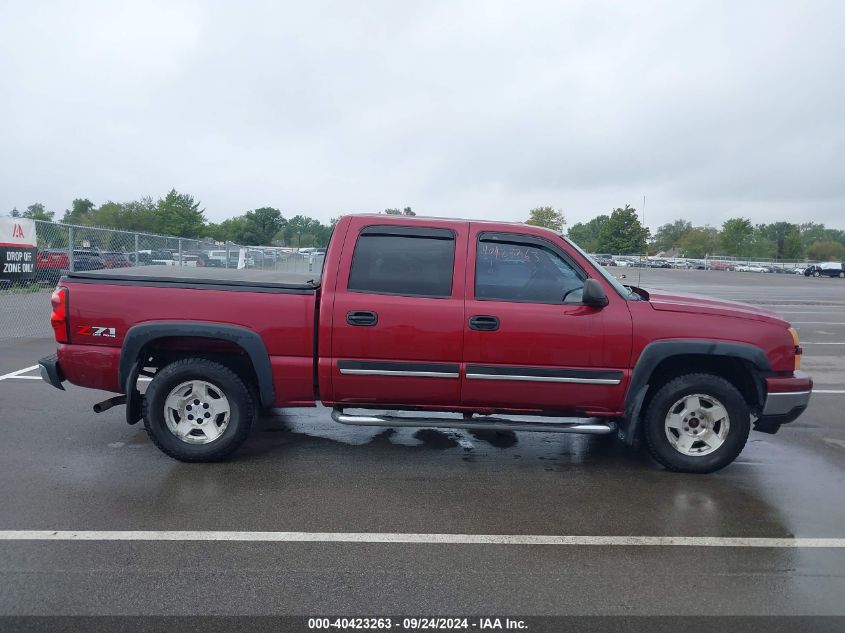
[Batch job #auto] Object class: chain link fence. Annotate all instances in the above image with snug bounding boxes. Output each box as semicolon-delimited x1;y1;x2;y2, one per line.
0;220;324;340
595;253;812;272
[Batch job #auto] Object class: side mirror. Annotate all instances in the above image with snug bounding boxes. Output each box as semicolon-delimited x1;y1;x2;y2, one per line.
582;278;609;307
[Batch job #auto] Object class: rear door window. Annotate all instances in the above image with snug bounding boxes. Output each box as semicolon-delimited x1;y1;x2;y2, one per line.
348;227;456;298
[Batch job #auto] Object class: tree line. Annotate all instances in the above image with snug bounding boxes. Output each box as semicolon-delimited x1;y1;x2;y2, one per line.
7;192;413;248
527;206;845;261
8;194;843;260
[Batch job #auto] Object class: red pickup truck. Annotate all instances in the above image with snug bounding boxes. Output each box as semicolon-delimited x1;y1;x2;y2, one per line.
39;214;811;473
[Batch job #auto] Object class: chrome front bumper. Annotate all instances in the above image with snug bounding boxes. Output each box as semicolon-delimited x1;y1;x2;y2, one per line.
755;385;811;433
761;390;812;417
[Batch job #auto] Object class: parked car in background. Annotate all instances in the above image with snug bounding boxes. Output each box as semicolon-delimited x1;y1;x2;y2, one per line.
206;250;229;266
174;255;199;267
132;250;174;266
73;251;106;272
736;265;767;273
708;261;736;272
127;251;165;266
804;263;844;278
593;255;614;266
36;249;106;283
247;250;265;268
211;249;254;268
184;251;223;267
36;250;71;283
100;251;133;269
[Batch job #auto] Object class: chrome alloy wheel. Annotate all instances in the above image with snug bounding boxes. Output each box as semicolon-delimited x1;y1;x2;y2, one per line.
664;393;730;456
164;380;231;444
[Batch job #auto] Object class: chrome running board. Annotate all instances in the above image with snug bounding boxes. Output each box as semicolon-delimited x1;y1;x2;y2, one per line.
331;409;616;435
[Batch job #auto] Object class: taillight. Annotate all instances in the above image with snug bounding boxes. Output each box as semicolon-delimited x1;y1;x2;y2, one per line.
788;327;802;370
51;286;70;344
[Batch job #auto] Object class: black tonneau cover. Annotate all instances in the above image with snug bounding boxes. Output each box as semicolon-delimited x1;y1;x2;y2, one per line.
66;265;321;291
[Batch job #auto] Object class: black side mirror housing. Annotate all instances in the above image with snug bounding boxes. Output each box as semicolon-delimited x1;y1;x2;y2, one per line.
582;278;609;307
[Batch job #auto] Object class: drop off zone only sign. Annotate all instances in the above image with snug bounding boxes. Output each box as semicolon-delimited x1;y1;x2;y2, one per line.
0;217;37;280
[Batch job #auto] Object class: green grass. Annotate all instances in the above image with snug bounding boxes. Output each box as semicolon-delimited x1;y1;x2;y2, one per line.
0;281;48;295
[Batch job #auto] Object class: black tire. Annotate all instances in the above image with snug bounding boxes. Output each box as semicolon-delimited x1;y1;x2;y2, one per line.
642;373;750;474
143;358;256;462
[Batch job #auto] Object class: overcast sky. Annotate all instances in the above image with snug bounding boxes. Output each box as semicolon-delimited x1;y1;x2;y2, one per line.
1;0;843;230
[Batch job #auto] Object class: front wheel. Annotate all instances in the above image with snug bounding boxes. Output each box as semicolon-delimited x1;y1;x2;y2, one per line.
642;373;750;473
143;358;256;462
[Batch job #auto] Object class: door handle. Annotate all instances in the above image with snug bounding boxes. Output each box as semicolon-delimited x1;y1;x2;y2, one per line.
469;315;499;331
347;310;378;326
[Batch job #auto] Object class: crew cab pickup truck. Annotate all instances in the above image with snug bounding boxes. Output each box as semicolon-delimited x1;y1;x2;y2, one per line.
39;215;812;473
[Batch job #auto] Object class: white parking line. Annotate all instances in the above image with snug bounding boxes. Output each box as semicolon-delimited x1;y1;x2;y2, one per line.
0;365;39;381
0;530;843;547
812;390;845;394
762;304;845;308
801;342;845;345
0;364;154;385
792;322;845;325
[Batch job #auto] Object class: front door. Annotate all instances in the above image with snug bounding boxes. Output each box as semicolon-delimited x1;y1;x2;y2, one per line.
329;219;468;407
462;227;630;416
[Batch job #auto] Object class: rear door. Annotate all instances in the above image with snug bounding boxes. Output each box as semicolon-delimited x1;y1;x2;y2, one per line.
461;227;631;415
329;218;468;407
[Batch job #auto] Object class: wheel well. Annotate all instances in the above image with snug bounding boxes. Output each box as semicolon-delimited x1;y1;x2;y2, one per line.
641;354;763;416
138;336;260;399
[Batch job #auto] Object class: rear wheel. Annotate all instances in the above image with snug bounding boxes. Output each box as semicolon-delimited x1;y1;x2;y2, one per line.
143;358;255;462
643;373;750;473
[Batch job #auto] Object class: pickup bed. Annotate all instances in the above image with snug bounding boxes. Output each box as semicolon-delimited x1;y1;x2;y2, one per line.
40;214;812;473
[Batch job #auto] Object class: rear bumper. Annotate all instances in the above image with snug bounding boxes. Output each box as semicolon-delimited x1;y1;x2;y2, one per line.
38;354;65;390
755;371;812;432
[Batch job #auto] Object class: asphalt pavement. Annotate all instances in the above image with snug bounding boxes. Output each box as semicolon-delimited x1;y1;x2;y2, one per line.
0;269;844;620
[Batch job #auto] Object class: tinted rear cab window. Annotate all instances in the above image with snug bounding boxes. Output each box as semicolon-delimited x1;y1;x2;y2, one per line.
348;228;455;298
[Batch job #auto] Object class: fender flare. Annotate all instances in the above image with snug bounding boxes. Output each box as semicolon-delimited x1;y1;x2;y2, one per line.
620;339;770;445
119;321;275;407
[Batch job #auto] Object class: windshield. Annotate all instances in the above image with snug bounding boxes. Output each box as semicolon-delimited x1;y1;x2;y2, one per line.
561;235;639;300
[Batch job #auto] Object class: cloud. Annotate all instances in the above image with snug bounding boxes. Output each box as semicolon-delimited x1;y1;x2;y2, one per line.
1;0;843;230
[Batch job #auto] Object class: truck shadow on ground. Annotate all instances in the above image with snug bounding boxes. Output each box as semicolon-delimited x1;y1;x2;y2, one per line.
241;411;655;472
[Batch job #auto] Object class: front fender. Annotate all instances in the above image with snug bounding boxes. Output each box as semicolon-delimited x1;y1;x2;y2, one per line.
620;339;771;445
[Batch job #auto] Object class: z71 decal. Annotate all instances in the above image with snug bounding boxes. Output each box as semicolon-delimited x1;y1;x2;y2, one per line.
77;325;117;338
